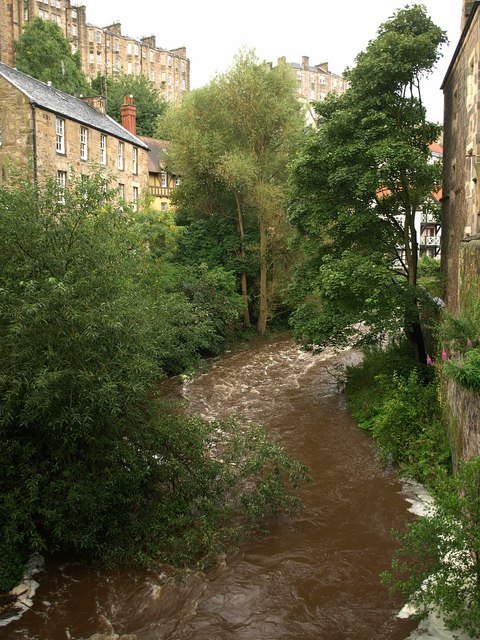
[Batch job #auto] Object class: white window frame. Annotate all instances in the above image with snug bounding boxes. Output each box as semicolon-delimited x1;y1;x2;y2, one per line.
118;142;124;170
161;172;167;188
118;183;125;200
132;147;138;175
57;170;67;203
56;117;65;154
132;186;139;211
100;134;107;165
80;126;88;160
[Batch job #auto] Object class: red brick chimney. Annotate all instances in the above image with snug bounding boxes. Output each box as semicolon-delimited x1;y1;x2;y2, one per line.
120;95;136;135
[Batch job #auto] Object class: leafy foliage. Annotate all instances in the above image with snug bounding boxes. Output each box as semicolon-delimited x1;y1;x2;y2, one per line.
0;174;306;590
384;457;480;638
14;17;90;95
288;6;447;361
92;74;167;137
346;339;451;485
159;50;305;332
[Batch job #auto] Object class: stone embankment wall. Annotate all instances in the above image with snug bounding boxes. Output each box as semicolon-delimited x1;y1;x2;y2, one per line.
444;236;480;465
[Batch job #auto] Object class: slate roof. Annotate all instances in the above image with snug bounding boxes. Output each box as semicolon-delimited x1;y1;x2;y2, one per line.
137;136;169;173
0;62;148;150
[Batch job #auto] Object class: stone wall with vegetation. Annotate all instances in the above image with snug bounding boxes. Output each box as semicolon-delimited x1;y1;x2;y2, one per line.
444;236;480;465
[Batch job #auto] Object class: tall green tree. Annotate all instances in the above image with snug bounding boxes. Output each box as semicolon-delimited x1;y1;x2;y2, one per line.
14;17;90;95
92;74;167;137
160;50;305;333
288;5;447;361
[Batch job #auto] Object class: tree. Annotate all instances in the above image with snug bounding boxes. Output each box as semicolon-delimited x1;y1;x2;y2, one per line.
0;172;306;589
14;17;90;95
159;50;305;333
288;5;447;361
384;457;480;637
92;74;167;137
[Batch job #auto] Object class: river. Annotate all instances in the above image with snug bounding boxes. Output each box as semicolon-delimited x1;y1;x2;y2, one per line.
3;337;421;639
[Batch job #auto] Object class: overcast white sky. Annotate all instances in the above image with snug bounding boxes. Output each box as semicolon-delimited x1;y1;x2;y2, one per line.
81;0;462;123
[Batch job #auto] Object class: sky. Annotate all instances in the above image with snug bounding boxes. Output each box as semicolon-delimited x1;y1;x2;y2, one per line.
80;0;462;123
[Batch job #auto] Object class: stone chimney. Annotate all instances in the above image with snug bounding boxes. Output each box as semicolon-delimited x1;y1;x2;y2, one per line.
141;35;156;48
302;56;309;70
105;22;122;35
120;95;136;134
81;95;106;114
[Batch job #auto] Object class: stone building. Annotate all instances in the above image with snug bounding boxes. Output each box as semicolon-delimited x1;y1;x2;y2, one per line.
441;0;480;309
136;136;179;211
0;0;190;104
274;56;348;122
0;62;149;208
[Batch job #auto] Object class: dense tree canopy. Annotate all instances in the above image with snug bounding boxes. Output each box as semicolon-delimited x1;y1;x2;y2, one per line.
288;5;447;361
14;17;90;95
92;73;167;137
160;50;305;333
0;173;307;591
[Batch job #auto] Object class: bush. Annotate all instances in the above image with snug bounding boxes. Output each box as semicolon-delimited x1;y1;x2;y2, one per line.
0;174;305;588
384;457;480;638
346;338;451;484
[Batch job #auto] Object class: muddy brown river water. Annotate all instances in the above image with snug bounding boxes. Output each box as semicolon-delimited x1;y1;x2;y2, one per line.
3;337;420;640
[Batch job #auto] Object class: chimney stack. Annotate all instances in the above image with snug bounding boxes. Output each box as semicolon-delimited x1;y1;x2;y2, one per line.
120;95;136;135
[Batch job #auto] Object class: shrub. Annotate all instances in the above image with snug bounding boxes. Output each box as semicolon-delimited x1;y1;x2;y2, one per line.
384;457;480;638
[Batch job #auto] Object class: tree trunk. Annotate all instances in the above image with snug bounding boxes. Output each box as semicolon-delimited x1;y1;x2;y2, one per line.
257;212;268;334
233;190;250;328
404;203;426;364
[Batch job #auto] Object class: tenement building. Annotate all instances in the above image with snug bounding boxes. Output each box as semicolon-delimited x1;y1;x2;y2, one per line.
274;56;348;122
441;0;480;307
0;62;149;208
0;0;190;104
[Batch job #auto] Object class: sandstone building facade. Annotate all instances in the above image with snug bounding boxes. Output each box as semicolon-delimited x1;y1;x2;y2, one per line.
274;56;348;122
0;0;190;104
0;62;149;207
441;0;480;309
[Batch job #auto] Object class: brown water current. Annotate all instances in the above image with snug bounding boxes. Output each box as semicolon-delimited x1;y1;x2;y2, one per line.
3;337;419;640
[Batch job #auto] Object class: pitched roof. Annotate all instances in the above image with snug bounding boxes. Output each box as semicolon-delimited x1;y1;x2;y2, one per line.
138;136;169;172
0;62;148;149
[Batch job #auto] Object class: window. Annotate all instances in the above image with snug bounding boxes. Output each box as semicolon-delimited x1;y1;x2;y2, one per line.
71;8;77;18
56;117;65;154
96;30;102;44
134;44;139;56
160;202;168;211
118;142;124;170
150;51;154;62
161;172;167;188
88;29;94;42
175;176;180;187
132;147;138;175
100;134;107;165
57;170;67;203
71;24;77;36
168;56;172;67
89;53;94;65
127;42;132;55
127;62;132;74
80;127;88;160
132;186;138;211
114;39;120;52
118;183;125;200
97;54;102;65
